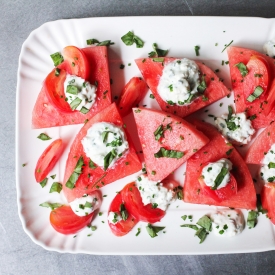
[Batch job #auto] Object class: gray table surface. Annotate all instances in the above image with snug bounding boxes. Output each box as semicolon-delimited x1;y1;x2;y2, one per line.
2;1;275;274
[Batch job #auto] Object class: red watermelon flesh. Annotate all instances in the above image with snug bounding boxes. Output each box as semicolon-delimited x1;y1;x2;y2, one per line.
32;46;112;129
63;103;141;202
135;58;230;117
133;107;209;182
227;46;275;129
245;122;275;164
183;120;256;210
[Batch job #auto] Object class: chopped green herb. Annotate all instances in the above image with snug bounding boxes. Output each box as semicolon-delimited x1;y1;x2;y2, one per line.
181;215;187;221
194;45;200;56
80;106;89;114
40;178;48;188
151;170;156;175
247;210;258;229
197;215;212;231
247;86;264;102
49;182;62;193
226;148;234;155
39;202;62;210
180;224;199;231
153;57;164;62
89;159;97;169
55;68;61;76
121;31;144;48
22;163;27;167
136;228;141;236
103;149;117;171
146;223;165;238
249;114;257;121
221;40;233;53
50;174;56;179
154;147;184;159
268;162;275;169
70;97;82;110
50;52;64;66
86;38;99;45
119;203;128;221
256;194;268;214
65;156;84;189
148;42;168;58
37;133;51;141
152;203;158;209
234;62;248;77
212;167;228;190
195;228;208;243
149;94;155;99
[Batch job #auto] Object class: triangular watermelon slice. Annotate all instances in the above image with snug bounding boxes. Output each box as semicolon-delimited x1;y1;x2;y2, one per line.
183;120;256;209
32;46;112;128
63;103;141;202
227;46;275;129
133;107;209;182
135;57;230;117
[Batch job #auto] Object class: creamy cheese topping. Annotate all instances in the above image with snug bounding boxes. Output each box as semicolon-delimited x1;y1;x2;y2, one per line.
210;209;244;237
108;211;122;224
215;112;255;144
263;40;275;58
64;74;97;112
69;194;100;217
82;122;129;169
260;143;275;183
157;58;201;106
201;159;232;189
135;175;174;211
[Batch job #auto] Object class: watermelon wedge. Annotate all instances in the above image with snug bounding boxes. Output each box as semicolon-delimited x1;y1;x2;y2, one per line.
135;58;230;117
32;46;112;128
63;103;141;202
133;107;209;182
227;46;275;129
183;120;256;210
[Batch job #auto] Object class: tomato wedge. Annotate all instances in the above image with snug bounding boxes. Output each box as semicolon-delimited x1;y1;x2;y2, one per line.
45;46;90;112
118;77;148;117
108;191;139;236
61;46;90;79
35;139;64;183
261;183;275;225
121;182;165;223
243;55;270;104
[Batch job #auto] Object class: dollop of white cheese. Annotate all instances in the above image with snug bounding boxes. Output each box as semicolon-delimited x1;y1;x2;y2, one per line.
210;209;244;237
215;112;255;144
108;211;122;224
260;143;275;183
201;159;232;189
64;74;97;112
263;40;275;58
69;194;100;217
157;58;201;106
135;174;174;211
81;122;129;169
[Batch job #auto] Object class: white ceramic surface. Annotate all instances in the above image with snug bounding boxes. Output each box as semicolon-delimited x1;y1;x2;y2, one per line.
16;17;275;254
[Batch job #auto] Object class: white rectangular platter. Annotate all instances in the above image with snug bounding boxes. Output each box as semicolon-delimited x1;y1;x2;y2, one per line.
16;16;275;254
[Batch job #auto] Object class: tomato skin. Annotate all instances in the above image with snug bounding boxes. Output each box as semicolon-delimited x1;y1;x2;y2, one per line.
35;139;64;182
108;191;139;236
118;77;148;117
44;69;72;112
62;46;90;79
244;55;270;104
121;182;165;223
261;183;275;225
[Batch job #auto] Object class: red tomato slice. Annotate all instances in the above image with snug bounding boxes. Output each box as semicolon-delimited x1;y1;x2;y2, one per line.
50;205;94;234
121;182;165;223
261;183;275;225
35;139;64;183
118;77;148;117
198;164;237;202
108;191;139;236
243;55;269;104
61;46;90;79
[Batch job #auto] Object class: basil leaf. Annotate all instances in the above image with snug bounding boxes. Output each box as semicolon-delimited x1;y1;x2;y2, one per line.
50;52;64;66
185;93;196;104
154;125;164;141
40;178;48;188
49;182;62;193
39;202;62;210
267;176;275;182
247;86;264;102
66;85;78;95
84;201;93;208
86;38;99;45
121;31;144;48
226;121;238;131
70;97;82;110
103;149;117;171
97;40;115;46
119;203;128;221
148;43;168;58
268;162;275;169
212;167;228;190
65;156;84;189
197;76;207;93
50;174;56;179
37;133;51;141
195;227;208;244
89;159;97;169
80;106;89;114
227;105;233;121
180;224;199;231
153;57;164;62
247;210;258;229
146;223;165;238
154;147;184;159
102;131;111;143
234;62;248;77
196;215;212;231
